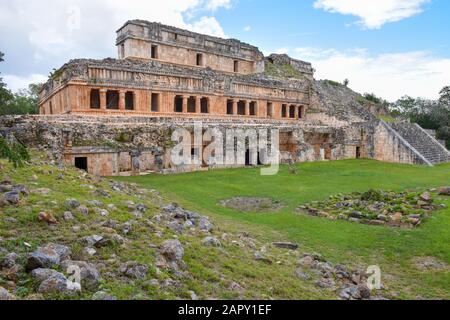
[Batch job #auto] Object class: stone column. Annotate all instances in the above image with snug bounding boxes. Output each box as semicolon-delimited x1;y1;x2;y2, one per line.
232;100;238;115
119;91;126;111
195;97;200;114
245;101;250;116
255;102;259;117
182;95;188;113
100;89;107;110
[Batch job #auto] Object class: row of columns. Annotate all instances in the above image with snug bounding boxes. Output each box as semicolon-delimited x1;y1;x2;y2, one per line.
283;105;305;119
98;89;132;111
177;95;209;114
230;100;258;116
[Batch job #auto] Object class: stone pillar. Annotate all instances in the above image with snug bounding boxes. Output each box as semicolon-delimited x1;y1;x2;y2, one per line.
232;100;238;115
100;89;107;110
195;97;200;113
245;101;250;116
119;91;126;111
182;96;188;113
255;102;259;117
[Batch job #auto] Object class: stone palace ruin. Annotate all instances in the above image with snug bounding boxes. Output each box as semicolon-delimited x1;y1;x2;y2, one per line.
1;20;449;176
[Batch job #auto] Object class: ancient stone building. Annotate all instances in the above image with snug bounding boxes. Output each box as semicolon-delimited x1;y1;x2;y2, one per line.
2;20;448;176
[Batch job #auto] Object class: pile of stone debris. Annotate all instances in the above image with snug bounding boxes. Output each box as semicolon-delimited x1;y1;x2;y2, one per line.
297;188;449;228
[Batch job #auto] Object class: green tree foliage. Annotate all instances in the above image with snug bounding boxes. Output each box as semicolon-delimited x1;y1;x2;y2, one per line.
0;136;30;168
392;87;450;148
0;51;43;115
0;51;13;108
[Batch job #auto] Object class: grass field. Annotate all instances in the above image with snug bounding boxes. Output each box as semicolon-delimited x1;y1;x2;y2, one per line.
118;160;450;299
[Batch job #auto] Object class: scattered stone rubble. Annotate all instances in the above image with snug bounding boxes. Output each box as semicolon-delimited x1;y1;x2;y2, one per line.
297;189;447;228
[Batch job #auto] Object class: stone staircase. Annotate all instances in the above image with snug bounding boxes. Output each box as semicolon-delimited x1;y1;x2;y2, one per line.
391;122;450;165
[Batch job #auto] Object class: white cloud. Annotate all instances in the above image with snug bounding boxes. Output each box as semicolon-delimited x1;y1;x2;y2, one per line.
202;0;233;11
0;0;232;91
294;47;450;101
188;16;227;38
275;48;289;55
3;74;48;93
244;26;251;32
313;0;430;29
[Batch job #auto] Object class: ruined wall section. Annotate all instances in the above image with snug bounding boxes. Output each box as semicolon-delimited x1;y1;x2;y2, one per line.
39;58;312;118
309;80;376;124
372;121;431;166
116;20;265;74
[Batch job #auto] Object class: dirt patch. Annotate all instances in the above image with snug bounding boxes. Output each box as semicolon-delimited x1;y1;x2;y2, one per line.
219;197;284;213
412;257;449;272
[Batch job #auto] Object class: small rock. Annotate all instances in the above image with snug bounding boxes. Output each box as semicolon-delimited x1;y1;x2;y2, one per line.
76;205;89;216
38;212;58;225
160;240;184;262
92;291;117;301
84;247;97;256
0;286;15;300
254;252;273;264
188;290;198;300
420;192;431;202
119;261;148;279
1;253;18;269
438;187;450;196
294;268;311;280
390;212;403;222
350;211;363;219
63;212;74;221
273;242;299;250
167;220;184;234
315;278;335;289
136;204;148;213
83;235;108;248
3;191;20;205
202;236;222;247
66;199;81;209
198;217;213;232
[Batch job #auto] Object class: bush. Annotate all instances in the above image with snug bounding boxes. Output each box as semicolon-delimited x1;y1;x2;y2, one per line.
0;136;30;167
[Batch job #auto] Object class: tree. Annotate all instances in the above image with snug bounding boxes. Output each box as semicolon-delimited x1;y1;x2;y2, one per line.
0;83;42;115
439;86;450;107
0;51;13;108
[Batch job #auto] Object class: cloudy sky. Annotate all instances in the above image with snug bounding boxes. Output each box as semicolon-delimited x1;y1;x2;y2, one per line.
0;0;449;101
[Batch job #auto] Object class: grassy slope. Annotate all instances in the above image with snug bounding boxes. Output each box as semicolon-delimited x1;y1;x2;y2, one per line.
0;154;336;300
118;160;450;299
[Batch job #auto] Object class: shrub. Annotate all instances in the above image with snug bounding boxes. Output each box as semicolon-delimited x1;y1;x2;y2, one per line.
0;136;30;167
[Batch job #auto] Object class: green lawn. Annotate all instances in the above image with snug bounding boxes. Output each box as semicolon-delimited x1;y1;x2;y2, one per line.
118;160;450;299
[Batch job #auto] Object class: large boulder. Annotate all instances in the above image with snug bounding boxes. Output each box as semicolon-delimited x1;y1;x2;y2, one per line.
438;187;450;196
31;268;64;282
38;274;80;295
26;243;71;271
60;260;100;290
160;240;184;262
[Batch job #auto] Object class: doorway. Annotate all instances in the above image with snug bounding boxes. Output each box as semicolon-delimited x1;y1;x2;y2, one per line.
75;157;88;171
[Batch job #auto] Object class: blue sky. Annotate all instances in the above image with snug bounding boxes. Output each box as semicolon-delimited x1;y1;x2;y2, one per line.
0;0;449;101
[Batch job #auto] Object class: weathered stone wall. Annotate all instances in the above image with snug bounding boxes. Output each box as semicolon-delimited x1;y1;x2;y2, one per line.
0;115;370;176
116;20;265;75
373;121;430;165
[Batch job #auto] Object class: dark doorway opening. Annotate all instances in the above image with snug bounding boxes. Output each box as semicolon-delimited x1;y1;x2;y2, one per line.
245;150;263;166
356;147;361;159
174;95;183;113
75;157;88;171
